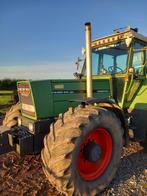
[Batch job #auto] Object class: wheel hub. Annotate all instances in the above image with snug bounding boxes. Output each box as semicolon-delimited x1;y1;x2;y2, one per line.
77;128;112;180
83;141;101;162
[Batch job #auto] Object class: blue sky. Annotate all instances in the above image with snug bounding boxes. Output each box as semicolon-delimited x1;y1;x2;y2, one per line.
0;0;147;79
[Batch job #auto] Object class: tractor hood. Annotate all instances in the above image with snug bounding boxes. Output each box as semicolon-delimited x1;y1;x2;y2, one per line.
17;79;111;120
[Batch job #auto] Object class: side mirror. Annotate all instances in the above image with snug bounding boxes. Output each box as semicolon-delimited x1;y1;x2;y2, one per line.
73;72;83;79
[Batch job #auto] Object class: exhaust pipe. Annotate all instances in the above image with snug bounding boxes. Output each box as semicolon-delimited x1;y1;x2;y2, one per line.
85;22;93;98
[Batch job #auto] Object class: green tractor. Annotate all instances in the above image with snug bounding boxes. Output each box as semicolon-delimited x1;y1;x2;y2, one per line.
0;23;147;195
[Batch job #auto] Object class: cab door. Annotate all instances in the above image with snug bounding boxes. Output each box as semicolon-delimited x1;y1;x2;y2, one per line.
124;42;146;108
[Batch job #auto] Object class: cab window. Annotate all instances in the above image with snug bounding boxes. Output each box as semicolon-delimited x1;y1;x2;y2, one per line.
91;41;128;75
132;42;145;75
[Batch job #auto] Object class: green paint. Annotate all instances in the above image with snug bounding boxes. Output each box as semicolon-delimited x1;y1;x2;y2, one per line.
17;29;147;121
128;77;147;110
21;79;110;120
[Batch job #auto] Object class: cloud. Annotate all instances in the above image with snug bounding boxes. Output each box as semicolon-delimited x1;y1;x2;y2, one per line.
0;63;77;80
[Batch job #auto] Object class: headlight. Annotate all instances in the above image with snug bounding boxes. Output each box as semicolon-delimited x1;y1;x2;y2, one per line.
29;123;34;132
18;118;22;126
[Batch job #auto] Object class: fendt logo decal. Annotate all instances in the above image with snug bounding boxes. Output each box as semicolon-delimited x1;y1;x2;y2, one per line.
17;88;31;97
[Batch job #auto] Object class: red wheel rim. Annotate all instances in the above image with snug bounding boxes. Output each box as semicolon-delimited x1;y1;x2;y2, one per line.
77;128;112;180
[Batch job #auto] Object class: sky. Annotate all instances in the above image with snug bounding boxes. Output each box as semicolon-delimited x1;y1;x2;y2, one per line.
0;0;147;79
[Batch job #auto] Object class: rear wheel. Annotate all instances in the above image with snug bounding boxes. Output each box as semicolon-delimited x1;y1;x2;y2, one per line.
41;105;124;195
3;103;21;128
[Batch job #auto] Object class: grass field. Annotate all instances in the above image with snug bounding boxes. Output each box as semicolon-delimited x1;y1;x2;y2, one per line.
0;90;14;113
0;90;14;94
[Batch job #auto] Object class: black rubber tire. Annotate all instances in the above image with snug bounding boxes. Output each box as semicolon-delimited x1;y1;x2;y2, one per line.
3;103;21;128
41;105;124;196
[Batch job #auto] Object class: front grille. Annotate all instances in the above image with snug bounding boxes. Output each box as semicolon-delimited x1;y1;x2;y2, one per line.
18;82;35;117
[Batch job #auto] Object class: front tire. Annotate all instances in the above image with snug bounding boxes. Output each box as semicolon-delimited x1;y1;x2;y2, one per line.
41;105;124;195
3;102;21;128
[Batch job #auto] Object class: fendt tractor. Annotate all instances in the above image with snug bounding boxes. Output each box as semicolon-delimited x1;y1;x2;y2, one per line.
0;23;147;195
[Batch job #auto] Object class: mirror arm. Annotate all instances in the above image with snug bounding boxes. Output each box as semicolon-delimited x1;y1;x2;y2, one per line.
73;72;83;79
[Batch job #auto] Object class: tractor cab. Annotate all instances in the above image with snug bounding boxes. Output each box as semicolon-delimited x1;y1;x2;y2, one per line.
81;26;147;107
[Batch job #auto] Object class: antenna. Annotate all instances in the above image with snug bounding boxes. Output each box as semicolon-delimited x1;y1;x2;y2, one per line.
113;26;127;33
113;26;138;33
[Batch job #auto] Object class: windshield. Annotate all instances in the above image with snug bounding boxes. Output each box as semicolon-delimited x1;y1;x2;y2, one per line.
83;41;128;75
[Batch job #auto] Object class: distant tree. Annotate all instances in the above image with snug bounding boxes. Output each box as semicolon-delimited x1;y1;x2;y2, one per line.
0;79;18;90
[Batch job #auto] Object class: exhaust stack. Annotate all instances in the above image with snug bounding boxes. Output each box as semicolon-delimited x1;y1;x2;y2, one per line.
85;22;93;98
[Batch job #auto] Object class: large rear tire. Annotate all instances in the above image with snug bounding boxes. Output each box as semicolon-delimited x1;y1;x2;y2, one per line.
41;105;124;195
3;103;21;128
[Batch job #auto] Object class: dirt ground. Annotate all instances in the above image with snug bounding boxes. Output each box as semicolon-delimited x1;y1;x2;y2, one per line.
0;116;147;196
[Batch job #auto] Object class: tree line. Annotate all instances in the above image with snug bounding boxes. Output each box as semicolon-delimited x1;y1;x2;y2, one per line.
0;79;18;90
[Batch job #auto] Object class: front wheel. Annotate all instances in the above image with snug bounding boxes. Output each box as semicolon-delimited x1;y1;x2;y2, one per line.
41;105;124;195
3;103;21;128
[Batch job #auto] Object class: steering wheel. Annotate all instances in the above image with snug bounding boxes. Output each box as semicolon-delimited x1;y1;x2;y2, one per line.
108;66;123;73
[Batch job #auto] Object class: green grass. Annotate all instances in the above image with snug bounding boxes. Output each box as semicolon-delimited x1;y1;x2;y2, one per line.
0;95;12;105
0;90;14;95
0;89;15;114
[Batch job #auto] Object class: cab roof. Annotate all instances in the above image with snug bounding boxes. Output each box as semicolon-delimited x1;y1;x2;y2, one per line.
92;27;147;48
